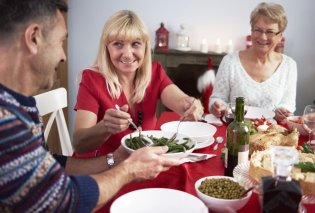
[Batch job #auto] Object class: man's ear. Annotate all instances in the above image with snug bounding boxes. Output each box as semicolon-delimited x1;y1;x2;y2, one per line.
24;23;42;54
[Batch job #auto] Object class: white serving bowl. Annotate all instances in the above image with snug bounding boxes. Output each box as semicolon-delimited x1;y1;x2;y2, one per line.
285;115;308;136
110;188;208;213
195;176;252;213
160;121;217;143
121;130;196;159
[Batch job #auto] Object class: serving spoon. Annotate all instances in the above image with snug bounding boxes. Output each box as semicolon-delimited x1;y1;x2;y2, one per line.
240;186;255;197
213;136;224;150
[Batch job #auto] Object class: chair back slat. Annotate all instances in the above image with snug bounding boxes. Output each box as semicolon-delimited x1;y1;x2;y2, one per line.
34;88;73;156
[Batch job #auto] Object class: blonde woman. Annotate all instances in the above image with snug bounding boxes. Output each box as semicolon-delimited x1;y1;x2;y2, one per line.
210;2;297;122
73;10;203;157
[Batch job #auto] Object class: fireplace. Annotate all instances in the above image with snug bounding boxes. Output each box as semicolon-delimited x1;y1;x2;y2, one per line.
153;49;225;115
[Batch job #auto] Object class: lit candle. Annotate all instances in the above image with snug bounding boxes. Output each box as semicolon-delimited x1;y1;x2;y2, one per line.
216;38;222;53
200;38;208;53
226;39;234;53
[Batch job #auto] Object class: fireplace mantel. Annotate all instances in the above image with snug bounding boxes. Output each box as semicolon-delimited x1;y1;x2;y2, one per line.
153;49;225;69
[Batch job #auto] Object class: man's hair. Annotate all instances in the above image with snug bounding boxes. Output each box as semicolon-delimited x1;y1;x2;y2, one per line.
0;0;68;41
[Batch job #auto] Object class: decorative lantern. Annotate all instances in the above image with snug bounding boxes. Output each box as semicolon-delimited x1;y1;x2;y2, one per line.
246;35;252;49
176;24;191;51
155;23;169;51
275;37;285;53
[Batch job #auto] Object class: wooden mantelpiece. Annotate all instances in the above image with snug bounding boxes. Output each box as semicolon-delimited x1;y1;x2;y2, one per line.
153;49;225;69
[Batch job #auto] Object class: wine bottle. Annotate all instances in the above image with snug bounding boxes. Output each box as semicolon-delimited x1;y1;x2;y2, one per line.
224;97;249;177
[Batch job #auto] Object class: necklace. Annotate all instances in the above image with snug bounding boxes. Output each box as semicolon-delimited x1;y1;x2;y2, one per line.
129;110;143;130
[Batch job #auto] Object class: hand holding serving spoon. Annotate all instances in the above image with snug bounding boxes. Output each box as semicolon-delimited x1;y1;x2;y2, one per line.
115;104;153;146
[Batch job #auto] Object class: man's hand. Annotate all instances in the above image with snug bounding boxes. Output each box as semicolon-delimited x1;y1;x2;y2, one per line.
124;146;181;181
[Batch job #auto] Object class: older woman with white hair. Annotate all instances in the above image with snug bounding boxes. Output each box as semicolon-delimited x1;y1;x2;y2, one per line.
209;2;297;122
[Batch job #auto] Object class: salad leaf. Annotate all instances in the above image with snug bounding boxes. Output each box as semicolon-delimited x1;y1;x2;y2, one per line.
301;143;314;154
294;162;315;173
245;121;257;135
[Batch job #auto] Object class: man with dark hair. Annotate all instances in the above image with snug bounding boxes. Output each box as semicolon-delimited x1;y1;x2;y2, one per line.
0;1;180;212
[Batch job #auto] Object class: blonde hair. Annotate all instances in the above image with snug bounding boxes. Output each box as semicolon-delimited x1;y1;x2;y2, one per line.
250;2;288;32
93;10;152;103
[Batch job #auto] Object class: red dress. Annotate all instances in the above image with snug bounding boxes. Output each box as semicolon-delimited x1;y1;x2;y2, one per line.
74;62;172;157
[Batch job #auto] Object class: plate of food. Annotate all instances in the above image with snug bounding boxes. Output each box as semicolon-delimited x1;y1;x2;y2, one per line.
121;130;196;159
195;175;252;212
234;149;315;204
245;106;275;120
248;123;299;155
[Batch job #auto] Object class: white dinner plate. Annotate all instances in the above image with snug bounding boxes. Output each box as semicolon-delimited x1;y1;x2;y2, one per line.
110;188;208;213
195;136;215;150
245;106;275;120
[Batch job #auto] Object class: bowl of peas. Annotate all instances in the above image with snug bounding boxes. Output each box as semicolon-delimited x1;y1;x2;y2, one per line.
195;176;252;212
121;130;196;159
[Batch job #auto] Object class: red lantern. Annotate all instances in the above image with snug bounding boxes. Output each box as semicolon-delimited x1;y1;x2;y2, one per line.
155;23;169;51
275;37;285;53
246;35;252;49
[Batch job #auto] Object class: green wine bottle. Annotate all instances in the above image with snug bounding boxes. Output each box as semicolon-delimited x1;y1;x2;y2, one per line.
224;97;249;177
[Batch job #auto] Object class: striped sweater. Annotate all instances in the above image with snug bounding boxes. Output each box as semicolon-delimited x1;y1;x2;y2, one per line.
0;84;99;213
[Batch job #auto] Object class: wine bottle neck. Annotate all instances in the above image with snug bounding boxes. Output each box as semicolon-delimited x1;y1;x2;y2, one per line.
235;97;245;122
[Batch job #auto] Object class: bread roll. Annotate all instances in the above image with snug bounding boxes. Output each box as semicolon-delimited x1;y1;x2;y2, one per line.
249;124;299;154
249;150;315;194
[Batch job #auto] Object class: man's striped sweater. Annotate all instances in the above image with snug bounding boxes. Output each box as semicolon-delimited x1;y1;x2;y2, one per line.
0;84;99;212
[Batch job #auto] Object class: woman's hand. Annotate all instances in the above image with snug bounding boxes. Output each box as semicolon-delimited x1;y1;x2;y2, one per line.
274;107;293;122
182;97;204;121
210;101;228;118
103;104;131;134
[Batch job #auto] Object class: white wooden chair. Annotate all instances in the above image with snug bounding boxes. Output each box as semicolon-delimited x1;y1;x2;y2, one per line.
34;87;73;156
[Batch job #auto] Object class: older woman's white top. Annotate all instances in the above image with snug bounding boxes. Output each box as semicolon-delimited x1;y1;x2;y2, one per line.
209;51;297;113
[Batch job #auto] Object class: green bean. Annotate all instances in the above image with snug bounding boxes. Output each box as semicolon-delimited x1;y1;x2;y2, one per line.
125;135;193;153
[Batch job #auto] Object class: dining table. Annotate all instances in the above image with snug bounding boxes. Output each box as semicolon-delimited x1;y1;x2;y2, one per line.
101;111;315;213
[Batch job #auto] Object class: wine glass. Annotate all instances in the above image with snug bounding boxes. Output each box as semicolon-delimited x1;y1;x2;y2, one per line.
229;96;248;116
303;105;315;144
224;97;248;124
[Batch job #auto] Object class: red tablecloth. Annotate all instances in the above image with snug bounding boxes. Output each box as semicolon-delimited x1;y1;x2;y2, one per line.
100;112;315;213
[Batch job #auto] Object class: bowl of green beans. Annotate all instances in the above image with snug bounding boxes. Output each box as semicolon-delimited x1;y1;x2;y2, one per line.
121;130;196;159
195;176;252;212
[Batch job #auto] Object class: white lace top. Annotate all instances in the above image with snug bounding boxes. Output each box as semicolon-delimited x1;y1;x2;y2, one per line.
209;51;297;112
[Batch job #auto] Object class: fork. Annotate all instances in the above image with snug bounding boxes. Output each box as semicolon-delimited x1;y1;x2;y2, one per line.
168;117;185;142
168;98;196;142
115;104;153;146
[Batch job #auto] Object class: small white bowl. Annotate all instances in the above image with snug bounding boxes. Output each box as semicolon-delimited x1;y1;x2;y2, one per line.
121;130;196;159
160;121;217;143
285;115;308;136
195;176;252;213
